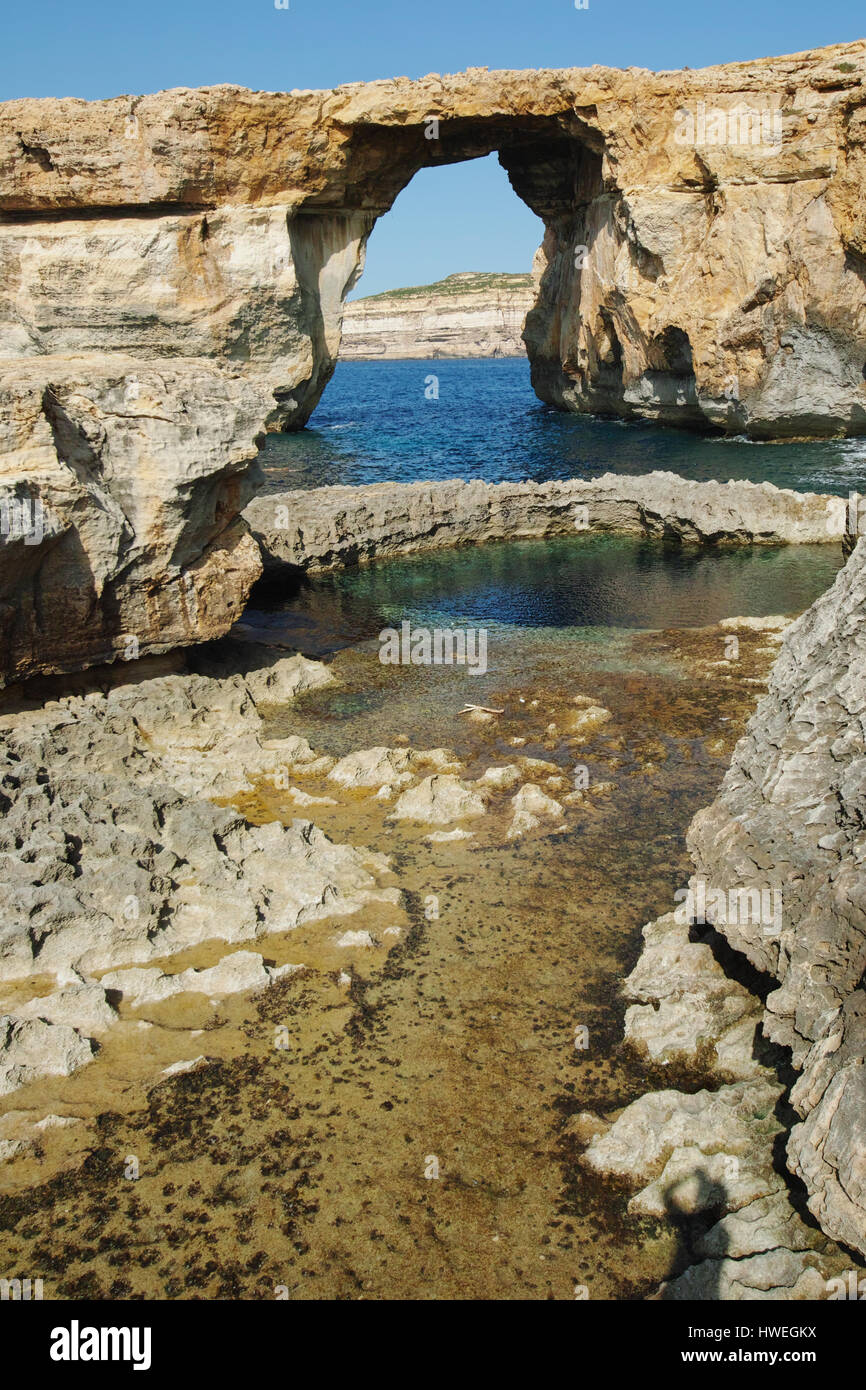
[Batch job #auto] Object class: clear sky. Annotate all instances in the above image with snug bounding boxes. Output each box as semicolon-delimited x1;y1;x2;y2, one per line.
4;0;863;296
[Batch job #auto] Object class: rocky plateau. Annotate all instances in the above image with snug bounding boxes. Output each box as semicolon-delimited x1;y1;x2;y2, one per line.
246;471;845;574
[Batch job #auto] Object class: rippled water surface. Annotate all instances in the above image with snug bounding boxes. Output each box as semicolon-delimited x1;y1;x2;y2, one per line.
260;358;866;495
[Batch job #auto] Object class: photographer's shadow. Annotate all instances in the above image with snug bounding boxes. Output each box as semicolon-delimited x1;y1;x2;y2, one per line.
658;1164;728;1300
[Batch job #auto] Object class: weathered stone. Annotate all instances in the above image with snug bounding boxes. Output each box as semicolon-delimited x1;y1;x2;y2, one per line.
479;764;522;789
389;774;487;825
0;656;399;985
340;273;535;359
329;747;417;791
659;1251;831;1301
582;1078;783;1185
512;783;563;818
629;1146;782;1218
1;43;864;679
688;538;866;1255
247;473;844;575
101;951;301;1007
11;980;117;1035
0;1016;96;1095
0;358;264;684
623;912;763;1079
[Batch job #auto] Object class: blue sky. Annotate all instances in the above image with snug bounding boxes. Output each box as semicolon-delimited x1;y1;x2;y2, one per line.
4;0;863;295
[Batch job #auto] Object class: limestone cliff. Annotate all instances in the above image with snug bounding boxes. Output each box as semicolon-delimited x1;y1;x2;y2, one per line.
339;272;535;358
1;40;866;677
686;542;866;1256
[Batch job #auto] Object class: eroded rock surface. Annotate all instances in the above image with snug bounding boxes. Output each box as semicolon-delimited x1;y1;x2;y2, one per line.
623;912;764;1081
247;472;844;574
687;538;866;1258
582;543;866;1293
583;907;854;1298
0;656;399;1007
0;1016;96;1097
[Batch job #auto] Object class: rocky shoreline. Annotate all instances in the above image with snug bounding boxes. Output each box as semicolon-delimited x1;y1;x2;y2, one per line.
2;42;866;685
2;36;865;1297
246;472;845;575
0;532;863;1295
247;469;850;572
578;546;866;1290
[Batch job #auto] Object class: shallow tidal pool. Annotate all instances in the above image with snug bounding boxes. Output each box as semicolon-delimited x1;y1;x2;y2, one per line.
0;534;843;1299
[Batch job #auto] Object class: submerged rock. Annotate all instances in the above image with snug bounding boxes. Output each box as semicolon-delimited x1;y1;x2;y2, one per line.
162;1056;210;1078
336;930;376;950
506;782;565;838
567;705;612;741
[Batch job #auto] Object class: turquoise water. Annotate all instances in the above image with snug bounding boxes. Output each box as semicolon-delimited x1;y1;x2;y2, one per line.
260;358;866;496
241;532;842;661
247;359;846;674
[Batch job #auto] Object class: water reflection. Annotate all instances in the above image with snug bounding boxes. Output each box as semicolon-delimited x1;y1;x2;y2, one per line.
242;533;843;660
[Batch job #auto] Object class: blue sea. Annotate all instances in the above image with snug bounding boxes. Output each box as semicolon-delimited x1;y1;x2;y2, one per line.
246;357;848;656
259;357;866;497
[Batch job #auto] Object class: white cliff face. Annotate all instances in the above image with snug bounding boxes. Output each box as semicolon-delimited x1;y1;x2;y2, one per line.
0;358;264;682
339;273;535;358
527;176;866;438
0;207;371;682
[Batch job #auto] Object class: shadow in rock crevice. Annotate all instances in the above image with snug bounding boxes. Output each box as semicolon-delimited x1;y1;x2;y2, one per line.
658;1167;728;1300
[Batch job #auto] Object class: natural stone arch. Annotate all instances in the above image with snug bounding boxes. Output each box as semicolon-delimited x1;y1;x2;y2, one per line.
286;112;607;426
0;42;865;681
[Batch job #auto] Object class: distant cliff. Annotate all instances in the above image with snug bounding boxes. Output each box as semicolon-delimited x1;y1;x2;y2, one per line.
339;272;536;359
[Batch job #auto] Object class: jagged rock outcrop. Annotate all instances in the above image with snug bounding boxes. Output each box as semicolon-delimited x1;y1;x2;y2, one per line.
0;359;264;684
339;272;535;358
0;654;399;997
576;545;866;1286
588;539;866;1289
583;907;855;1298
574;544;866;1293
246;471;844;573
1;41;865;678
686;539;866;1258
